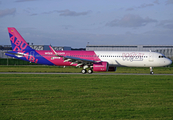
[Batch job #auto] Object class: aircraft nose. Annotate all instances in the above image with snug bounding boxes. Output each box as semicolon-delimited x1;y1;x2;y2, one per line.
165;58;172;66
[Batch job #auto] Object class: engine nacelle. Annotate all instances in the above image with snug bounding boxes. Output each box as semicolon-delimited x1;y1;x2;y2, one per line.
93;62;117;72
93;62;108;72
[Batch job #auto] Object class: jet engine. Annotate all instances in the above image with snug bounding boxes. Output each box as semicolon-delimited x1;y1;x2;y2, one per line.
93;62;117;72
93;62;108;72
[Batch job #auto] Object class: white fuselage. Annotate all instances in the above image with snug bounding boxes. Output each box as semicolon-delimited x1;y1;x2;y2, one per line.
95;51;172;67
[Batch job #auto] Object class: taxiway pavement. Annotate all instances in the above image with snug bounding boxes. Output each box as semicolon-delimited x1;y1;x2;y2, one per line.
0;72;173;75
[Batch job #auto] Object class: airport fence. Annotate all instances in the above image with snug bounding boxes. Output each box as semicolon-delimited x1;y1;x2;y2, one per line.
0;58;172;67
0;58;39;65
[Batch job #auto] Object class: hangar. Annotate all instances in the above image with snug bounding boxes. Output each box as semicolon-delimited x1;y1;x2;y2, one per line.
1;44;173;60
0;45;71;58
86;45;173;59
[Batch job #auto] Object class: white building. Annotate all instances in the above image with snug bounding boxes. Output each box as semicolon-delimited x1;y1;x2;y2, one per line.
86;45;173;59
0;45;71;58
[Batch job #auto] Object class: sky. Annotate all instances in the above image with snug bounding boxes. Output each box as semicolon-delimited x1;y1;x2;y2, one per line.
0;0;173;48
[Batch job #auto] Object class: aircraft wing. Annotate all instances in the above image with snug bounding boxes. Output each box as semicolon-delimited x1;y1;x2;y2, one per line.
49;46;100;67
62;56;99;67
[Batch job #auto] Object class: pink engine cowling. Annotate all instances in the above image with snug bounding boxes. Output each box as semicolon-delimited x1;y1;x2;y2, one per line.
93;62;117;72
93;62;108;72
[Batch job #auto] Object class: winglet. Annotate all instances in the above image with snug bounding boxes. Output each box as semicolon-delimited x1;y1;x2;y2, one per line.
49;45;63;57
49;45;57;55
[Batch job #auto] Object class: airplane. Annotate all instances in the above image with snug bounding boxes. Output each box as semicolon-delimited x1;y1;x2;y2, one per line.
5;27;172;74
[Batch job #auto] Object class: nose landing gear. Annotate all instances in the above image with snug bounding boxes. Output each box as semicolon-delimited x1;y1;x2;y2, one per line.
150;67;154;75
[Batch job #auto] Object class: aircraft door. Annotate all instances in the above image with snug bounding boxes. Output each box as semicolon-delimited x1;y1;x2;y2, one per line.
149;53;154;62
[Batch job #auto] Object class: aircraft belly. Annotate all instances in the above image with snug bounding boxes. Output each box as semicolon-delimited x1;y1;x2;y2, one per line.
115;59;150;67
120;60;163;67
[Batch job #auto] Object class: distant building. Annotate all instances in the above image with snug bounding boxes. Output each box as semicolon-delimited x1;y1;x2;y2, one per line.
29;45;71;51
0;45;71;58
0;45;12;50
86;45;173;59
1;44;173;60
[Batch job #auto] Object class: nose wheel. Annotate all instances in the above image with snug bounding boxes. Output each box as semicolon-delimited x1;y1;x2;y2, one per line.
150;67;154;75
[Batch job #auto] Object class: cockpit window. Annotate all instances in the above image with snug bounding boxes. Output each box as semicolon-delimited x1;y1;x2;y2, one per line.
159;55;166;58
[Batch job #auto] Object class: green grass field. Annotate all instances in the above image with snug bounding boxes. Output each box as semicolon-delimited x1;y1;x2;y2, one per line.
0;74;173;119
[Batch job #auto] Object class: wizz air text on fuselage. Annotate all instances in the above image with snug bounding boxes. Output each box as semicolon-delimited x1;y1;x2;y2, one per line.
122;52;144;62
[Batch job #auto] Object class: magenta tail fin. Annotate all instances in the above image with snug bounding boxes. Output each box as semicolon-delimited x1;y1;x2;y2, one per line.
8;27;33;51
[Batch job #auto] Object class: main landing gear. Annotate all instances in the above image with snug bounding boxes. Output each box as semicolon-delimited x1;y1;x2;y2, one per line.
150;67;154;75
81;65;93;74
81;69;93;74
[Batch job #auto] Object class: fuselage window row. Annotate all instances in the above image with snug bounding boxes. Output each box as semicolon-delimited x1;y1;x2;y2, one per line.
100;55;148;58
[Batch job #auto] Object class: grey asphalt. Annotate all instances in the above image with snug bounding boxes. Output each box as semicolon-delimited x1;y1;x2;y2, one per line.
0;72;173;75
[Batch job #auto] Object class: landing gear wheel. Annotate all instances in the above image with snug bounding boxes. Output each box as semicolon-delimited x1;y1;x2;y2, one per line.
149;67;154;75
150;71;154;75
88;69;93;74
81;69;87;74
